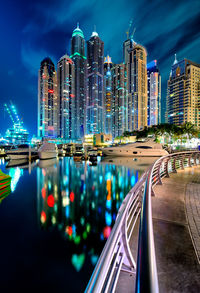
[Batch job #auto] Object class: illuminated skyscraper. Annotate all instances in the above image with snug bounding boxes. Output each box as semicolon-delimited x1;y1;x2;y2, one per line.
123;38;134;64
147;60;161;126
57;55;75;139
167;55;200;127
104;55;113;135
86;29;104;134
127;42;148;131
70;24;86;139
112;63;128;138
38;57;58;138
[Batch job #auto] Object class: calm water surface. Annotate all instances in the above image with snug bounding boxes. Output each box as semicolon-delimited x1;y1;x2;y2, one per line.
0;156;154;292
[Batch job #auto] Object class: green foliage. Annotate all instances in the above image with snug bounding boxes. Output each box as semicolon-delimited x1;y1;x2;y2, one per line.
123;123;199;141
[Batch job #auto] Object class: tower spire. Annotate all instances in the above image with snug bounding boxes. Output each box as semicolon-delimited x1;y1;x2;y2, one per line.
173;53;178;65
91;25;99;37
77;22;79;29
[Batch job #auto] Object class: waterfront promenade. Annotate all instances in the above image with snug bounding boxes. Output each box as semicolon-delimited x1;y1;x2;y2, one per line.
116;165;200;292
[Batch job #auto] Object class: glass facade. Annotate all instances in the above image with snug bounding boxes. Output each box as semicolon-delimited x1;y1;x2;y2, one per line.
71;25;86;139
104;56;113;135
57;55;75;139
38;58;58;138
166;58;200;127
147;60;161;126
86;31;104;134
126;42;148;131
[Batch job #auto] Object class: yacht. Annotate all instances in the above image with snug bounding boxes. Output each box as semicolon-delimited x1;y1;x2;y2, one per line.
88;149;98;161
6;144;38;160
38;143;57;160
102;140;168;157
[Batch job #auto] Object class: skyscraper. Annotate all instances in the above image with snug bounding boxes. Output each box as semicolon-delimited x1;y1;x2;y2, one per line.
104;55;113;135
147;60;161;126
38;57;58;138
57;55;75;140
70;24;86;139
86;29;104;134
127;42;148;131
112;63;128;138
166;55;200;127
123;38;134;64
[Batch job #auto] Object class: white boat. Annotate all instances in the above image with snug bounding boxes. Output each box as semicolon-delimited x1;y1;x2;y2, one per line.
6;144;38;160
102;140;168;157
38;143;57;160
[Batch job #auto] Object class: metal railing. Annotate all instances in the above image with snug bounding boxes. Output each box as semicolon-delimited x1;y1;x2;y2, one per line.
85;151;200;293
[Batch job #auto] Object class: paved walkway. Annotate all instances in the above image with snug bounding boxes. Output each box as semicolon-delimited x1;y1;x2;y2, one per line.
152;166;200;292
116;165;200;293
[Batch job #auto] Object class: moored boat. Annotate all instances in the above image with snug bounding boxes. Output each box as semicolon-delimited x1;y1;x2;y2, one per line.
6;144;38;160
102;140;168;157
38;143;57;160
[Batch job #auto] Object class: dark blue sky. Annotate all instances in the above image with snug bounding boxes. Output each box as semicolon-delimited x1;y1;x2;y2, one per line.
0;0;200;137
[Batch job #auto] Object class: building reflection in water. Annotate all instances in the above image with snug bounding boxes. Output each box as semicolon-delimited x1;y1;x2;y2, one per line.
37;157;140;272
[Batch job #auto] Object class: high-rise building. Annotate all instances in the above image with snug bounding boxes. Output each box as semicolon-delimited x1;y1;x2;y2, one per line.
57;55;75;140
112;63;128;138
127;42;148;131
104;55;113;135
70;24;86;139
86;29;104;134
147;60;161;126
38;57;58;138
123;38;134;64
166;55;200;127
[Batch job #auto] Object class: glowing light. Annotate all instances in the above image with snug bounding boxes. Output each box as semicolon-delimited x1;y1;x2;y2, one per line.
103;226;111;239
41;187;46;199
52;216;56;224
106;179;111;200
70;94;75;98
70;191;74;202
105;212;112;226
70;52;86;59
86;223;91;233
131;175;136;186
71;254;85;272
62;196;70;207
41;211;46;223
67;58;73;64
66;226;73;236
48;89;54;93
47;194;54;207
74;235;81;245
9;168;23;192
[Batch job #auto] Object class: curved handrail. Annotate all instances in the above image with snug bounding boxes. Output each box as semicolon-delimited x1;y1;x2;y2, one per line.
85;151;200;293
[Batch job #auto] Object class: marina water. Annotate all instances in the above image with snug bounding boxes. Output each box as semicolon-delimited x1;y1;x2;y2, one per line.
0;156;154;292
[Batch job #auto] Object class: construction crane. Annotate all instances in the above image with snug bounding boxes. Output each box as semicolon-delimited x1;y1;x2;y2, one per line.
4;102;28;144
126;20;133;40
4;103;16;125
10;103;21;124
130;27;136;40
4;103;23;126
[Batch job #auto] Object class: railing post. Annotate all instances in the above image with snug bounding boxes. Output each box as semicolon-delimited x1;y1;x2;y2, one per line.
194;154;197;166
157;162;162;185
180;155;185;170
172;157;177;173
164;158;170;178
188;155;192;167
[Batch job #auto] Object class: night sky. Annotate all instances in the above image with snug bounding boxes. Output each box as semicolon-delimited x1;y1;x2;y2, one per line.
0;0;200;137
